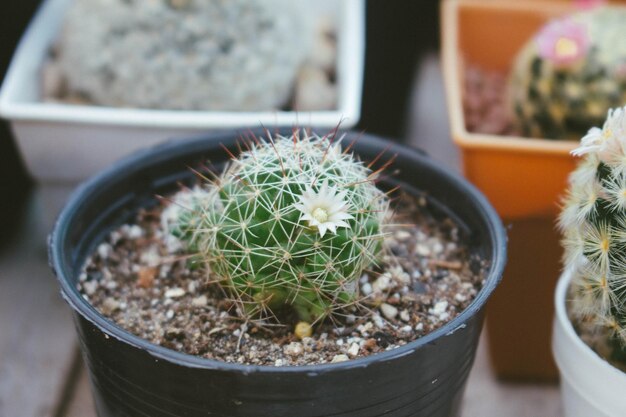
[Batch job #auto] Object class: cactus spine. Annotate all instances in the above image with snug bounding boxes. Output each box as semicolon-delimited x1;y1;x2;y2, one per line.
560;105;626;347
509;7;626;140
164;130;390;322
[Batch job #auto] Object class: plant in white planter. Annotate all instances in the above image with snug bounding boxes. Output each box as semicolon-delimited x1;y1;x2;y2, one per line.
554;104;626;417
0;0;365;184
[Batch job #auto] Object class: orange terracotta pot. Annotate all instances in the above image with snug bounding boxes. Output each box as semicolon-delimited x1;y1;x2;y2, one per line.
442;0;579;219
441;0;625;381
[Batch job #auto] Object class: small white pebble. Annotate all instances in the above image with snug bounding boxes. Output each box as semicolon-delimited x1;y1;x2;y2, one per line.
336;339;344;346
104;281;118;290
164;234;183;253
357;322;374;335
101;297;120;314
127;225;143;239
166;310;175;320
395;230;411;241
416;244;431;257
415;323;424;332
380;303;398;320
455;293;467;302
82;280;98;295
372;314;384;328
97;243;111;259
110;231;122;245
433;242;444;254
187;281;197;294
191;295;208;307
347;337;362;345
401;325;413;333
333;327;346;336
274;359;285;367
431;301;449;316
361;282;373;295
160;263;172;279
139;245;161;267
400;309;411;322
372;273;392;293
347;342;360;357
331;354;349;363
165;288;185;298
345;314;356;324
390;266;411;284
284;342;304;357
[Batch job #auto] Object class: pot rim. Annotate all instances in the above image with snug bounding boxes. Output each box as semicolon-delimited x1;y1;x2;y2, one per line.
49;129;507;374
553;269;626;382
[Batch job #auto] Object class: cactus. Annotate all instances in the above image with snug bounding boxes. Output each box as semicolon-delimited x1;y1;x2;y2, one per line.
559;105;626;348
163;130;391;322
509;7;626;140
54;0;308;111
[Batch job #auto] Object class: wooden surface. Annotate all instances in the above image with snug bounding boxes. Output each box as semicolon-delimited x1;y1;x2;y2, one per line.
0;55;563;417
0;189;78;417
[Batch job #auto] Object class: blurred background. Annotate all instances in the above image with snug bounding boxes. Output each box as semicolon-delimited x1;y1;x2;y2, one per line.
0;1;37;249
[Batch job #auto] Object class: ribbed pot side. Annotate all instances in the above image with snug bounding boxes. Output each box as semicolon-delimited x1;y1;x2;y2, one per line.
50;130;507;417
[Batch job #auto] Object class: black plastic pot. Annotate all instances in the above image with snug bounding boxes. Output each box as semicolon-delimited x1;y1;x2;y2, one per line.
49;130;506;417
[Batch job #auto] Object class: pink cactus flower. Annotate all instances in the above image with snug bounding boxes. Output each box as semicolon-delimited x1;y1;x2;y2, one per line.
536;17;590;67
574;0;607;10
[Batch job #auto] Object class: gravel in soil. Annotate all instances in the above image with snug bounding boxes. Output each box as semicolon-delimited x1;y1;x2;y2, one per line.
79;192;487;366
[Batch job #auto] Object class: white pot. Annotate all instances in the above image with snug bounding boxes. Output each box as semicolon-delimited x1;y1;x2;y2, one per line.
552;269;626;417
0;0;364;184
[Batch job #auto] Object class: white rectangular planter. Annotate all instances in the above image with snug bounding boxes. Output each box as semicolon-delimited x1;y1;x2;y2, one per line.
0;0;365;183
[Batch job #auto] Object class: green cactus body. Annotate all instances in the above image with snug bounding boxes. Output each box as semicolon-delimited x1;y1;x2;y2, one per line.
509;7;626;140
164;131;390;322
560;106;626;348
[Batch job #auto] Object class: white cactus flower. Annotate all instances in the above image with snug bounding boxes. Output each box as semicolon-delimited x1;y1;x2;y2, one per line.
295;181;354;237
572;107;626;162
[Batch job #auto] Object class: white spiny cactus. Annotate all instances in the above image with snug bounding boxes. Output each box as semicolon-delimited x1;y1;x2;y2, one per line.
560;105;626;345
